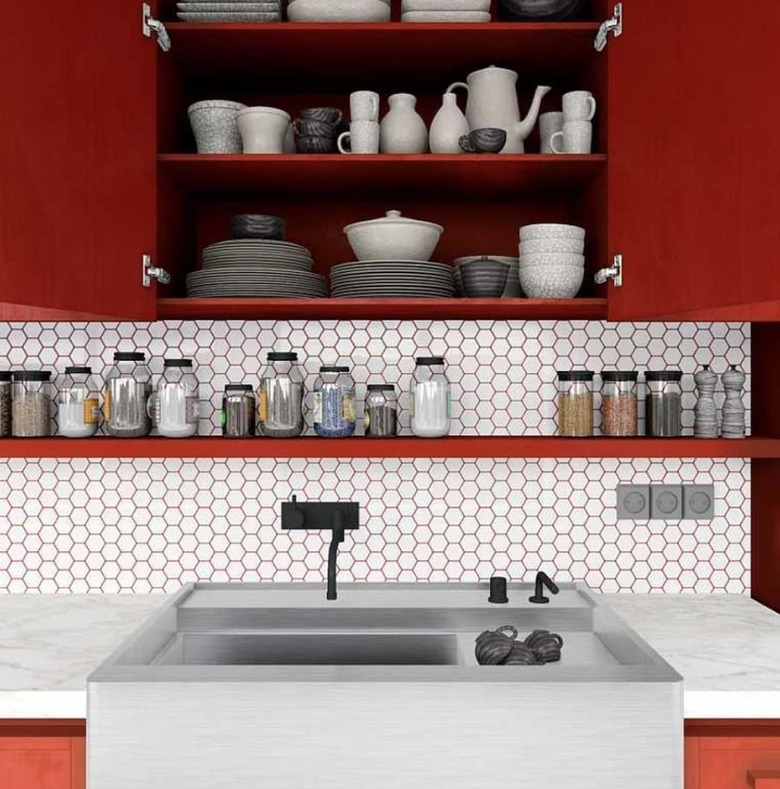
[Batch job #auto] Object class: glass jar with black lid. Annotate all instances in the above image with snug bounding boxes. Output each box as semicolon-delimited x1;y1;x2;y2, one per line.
58;366;100;438
600;371;638;437
313;366;356;438
258;351;305;437
12;370;52;437
222;384;256;437
103;351;152;437
645;370;683;437
556;370;594;437
364;384;398;437
0;371;12;437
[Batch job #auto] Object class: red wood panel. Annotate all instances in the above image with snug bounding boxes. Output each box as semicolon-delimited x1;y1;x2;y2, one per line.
607;0;780;320
0;738;71;789
686;735;700;789
749;772;780;789
0;436;775;459
70;737;86;789
0;0;158;320
699;739;780;789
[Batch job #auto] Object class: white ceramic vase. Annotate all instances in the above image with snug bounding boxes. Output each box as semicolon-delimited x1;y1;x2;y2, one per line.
429;92;469;154
379;93;428;154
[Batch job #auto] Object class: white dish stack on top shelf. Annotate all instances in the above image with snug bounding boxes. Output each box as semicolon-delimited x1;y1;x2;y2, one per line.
401;0;491;22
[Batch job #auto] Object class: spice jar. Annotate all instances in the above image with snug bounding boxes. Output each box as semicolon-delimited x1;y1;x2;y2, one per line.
365;384;398;437
258;351;305;437
12;370;52;437
103;351;153;438
410;356;451;438
222;384;256;437
600;371;638;437
58;366;99;438
0;371;11;437
556;371;594;437
645;370;682;437
313;366;356;438
149;359;199;438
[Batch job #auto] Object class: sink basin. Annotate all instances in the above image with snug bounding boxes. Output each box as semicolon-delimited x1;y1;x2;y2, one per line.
89;582;683;789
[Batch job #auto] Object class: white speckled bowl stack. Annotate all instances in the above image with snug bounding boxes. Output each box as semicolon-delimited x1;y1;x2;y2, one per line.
401;0;491;22
518;223;585;299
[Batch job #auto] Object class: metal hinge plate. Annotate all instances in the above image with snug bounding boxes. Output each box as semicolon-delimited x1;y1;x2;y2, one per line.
594;3;622;52
142;254;171;288
594;254;623;288
142;3;171;52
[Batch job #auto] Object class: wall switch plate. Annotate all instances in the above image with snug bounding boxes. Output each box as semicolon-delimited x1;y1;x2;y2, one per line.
651;485;683;520
617;484;651;520
683;484;715;520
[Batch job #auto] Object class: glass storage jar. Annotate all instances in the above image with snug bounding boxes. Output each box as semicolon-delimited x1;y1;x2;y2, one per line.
645;370;683;437
0;371;11;437
58;366;99;438
313;366;356;438
149;358;199;438
222;384;256;437
600;371;638;437
103;351;153;438
557;371;594;437
364;383;398;437
258;351;305;437
12;370;52;437
410;356;451;438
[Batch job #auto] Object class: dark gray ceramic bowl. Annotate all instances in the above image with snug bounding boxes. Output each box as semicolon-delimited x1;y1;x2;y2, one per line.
459;128;507;154
460;257;510;297
294;118;339;138
299;107;343;125
498;0;582;20
296;135;337;154
230;214;286;240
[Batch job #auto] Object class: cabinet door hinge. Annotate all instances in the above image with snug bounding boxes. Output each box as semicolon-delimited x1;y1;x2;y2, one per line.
594;254;622;288
594;3;622;52
142;254;171;287
142;3;171;52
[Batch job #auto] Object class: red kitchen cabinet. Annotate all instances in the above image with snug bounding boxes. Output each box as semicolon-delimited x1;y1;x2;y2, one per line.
0;737;83;789
3;0;780;321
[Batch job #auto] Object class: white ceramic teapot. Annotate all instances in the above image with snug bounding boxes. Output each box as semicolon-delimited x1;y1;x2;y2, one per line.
447;66;551;153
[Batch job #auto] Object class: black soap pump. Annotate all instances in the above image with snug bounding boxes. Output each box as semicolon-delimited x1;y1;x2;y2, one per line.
488;575;509;604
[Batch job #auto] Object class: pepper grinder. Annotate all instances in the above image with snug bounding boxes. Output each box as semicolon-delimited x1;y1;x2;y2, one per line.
693;365;719;438
721;365;746;439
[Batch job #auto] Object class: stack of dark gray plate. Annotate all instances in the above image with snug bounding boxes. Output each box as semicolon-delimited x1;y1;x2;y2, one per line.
329;261;455;299
177;1;282;22
186;240;326;298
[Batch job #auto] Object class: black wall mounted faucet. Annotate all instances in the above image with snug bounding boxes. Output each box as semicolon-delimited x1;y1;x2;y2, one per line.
280;496;360;600
529;571;560;604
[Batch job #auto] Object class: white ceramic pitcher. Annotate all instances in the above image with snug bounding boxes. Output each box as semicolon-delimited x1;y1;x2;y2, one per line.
447;66;551;153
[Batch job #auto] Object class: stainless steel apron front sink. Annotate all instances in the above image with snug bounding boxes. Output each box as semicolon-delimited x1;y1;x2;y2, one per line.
88;582;683;789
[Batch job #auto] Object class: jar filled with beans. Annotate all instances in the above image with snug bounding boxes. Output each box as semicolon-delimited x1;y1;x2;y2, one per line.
556;371;594;437
600;371;638;436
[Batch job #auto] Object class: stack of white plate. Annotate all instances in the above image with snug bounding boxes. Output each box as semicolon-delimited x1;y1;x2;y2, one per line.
330;261;455;299
177;0;282;22
518;224;585;299
401;0;490;22
287;0;390;22
186;240;326;298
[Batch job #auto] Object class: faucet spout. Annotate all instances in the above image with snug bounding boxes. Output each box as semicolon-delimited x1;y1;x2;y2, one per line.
327;527;345;601
529;571;560;604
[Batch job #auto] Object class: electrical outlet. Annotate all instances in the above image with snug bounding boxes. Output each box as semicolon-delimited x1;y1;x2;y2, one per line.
616;484;651;520
651;485;683;520
683;484;715;520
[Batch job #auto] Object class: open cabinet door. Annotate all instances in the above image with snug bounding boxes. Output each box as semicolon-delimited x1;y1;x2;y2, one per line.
606;0;780;321
0;0;159;321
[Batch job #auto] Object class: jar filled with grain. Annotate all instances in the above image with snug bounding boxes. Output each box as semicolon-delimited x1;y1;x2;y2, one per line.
600;371;638;437
556;370;594;437
12;370;52;437
0;371;11;437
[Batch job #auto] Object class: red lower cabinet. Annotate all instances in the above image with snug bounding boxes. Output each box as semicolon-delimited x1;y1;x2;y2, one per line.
0;735;84;789
687;726;780;789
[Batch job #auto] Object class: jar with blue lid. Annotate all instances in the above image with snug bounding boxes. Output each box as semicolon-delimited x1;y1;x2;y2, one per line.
313;366;356;438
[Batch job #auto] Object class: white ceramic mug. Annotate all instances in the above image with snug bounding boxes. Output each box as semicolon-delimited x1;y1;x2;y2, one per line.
350;91;380;122
337;121;380;154
236;107;291;154
562;91;597;122
550;121;593;154
539;111;564;154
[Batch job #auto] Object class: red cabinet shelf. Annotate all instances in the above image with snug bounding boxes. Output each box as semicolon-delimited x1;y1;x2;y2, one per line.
0;436;775;459
157;154;606;200
165;22;601;81
158;297;607;321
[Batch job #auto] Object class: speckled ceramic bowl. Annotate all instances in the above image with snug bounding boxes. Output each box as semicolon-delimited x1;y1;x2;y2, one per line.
519;237;584;254
519;223;586;242
518;252;584;268
188;100;246;154
519;262;584;298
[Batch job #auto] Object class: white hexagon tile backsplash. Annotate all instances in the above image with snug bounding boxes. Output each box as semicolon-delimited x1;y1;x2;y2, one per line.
0;320;751;593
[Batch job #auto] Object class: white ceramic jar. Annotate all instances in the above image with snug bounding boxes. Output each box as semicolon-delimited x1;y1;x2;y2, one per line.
429;92;469;154
379;94;428;154
410;356;451;438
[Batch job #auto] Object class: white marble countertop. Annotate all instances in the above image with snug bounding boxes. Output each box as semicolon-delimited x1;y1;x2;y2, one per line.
0;592;778;719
